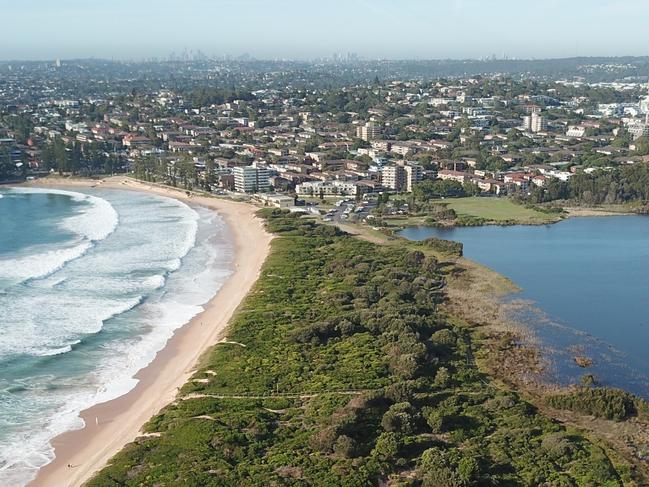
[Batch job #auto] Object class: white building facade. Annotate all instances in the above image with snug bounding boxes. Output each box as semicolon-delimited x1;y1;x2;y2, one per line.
233;163;271;193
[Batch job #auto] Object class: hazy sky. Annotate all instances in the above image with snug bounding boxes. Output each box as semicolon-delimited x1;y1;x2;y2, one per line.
1;0;648;61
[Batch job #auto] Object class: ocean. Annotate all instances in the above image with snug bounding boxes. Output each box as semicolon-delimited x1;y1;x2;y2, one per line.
0;187;234;486
401;217;649;398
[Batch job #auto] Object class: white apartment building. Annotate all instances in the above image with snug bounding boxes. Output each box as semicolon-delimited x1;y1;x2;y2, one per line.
381;161;423;192
437;170;471;184
381;165;402;191
53;100;80;108
429;97;454;107
295;180;357;197
522;112;547;133
627;116;649;140
531;113;547;132
356;121;381;142
233;163;270;193
566;126;586;138
65;121;88;133
404;163;423;192
598;103;624;117
640;97;649;115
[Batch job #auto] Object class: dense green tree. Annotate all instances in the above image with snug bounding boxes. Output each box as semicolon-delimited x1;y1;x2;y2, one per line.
412;179;465;201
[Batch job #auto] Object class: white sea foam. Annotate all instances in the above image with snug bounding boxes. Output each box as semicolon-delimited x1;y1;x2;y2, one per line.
8;188;119;242
0;241;93;284
143;274;167;290
59;194;119;242
0;293;145;357
0;191;234;487
33;344;76;357
0;188;119;289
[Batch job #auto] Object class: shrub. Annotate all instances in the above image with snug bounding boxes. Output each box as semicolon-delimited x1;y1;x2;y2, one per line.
419;237;463;257
381;402;419;434
430;329;457;350
434;367;451;388
334;435;358;458
540;432;575;459
547;388;638;421
372;432;402;461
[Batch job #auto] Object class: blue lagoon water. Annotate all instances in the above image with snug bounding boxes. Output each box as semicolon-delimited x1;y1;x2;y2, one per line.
401;217;649;397
0;187;234;486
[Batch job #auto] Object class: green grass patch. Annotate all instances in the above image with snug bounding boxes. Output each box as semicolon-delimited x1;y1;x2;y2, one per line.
442;197;561;225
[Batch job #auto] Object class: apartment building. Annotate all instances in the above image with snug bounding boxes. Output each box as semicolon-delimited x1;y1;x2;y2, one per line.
522;112;547;133
295;180;357;197
381;161;423;192
627;117;649;140
356;121;381;141
233;162;270;193
404;163;423;192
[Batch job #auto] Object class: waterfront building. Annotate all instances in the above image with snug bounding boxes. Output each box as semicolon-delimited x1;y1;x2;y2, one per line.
295;180;358;197
233;162;270;193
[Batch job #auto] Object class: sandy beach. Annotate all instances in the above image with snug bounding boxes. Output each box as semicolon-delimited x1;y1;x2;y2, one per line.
27;177;273;487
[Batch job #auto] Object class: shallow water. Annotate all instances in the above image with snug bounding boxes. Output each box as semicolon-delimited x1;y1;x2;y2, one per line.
401;216;649;397
0;187;234;486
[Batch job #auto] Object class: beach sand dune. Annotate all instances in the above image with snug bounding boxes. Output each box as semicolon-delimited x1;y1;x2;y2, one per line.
28;177;272;487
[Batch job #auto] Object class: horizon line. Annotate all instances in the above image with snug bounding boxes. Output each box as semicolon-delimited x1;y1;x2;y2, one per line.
2;54;649;64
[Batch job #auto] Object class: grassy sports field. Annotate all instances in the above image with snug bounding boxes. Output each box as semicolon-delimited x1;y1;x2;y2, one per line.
441;197;561;224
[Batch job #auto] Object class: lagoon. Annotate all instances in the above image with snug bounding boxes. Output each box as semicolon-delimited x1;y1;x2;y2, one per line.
401;216;649;397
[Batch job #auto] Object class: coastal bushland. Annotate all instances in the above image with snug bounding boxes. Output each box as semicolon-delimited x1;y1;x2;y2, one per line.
547;388;649;422
88;210;630;486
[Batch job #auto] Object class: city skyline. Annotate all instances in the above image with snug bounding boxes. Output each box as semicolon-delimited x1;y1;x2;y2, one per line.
2;0;649;61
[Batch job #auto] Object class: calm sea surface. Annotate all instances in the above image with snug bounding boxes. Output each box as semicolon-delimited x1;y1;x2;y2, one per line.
401;216;649;397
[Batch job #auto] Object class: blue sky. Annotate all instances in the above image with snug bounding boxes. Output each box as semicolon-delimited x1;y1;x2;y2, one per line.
1;0;648;60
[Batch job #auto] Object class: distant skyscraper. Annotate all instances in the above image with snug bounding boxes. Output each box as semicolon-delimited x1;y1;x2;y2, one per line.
381;165;402;191
404;163;423;192
54;59;61;68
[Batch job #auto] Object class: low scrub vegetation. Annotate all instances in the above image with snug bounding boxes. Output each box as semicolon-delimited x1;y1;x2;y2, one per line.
88;210;629;486
416;237;464;257
547;387;649;422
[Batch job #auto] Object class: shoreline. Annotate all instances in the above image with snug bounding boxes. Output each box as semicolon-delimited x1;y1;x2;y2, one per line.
563;206;636;218
406;220;649;478
339;216;649;396
444;255;649;480
391;209;635;231
26;177;273;487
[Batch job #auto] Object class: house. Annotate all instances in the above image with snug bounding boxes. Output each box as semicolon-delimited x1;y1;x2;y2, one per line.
254;194;294;208
437;170;471;184
122;135;152;147
566;126;586;138
503;172;530;189
531;175;549;187
475;178;505;195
